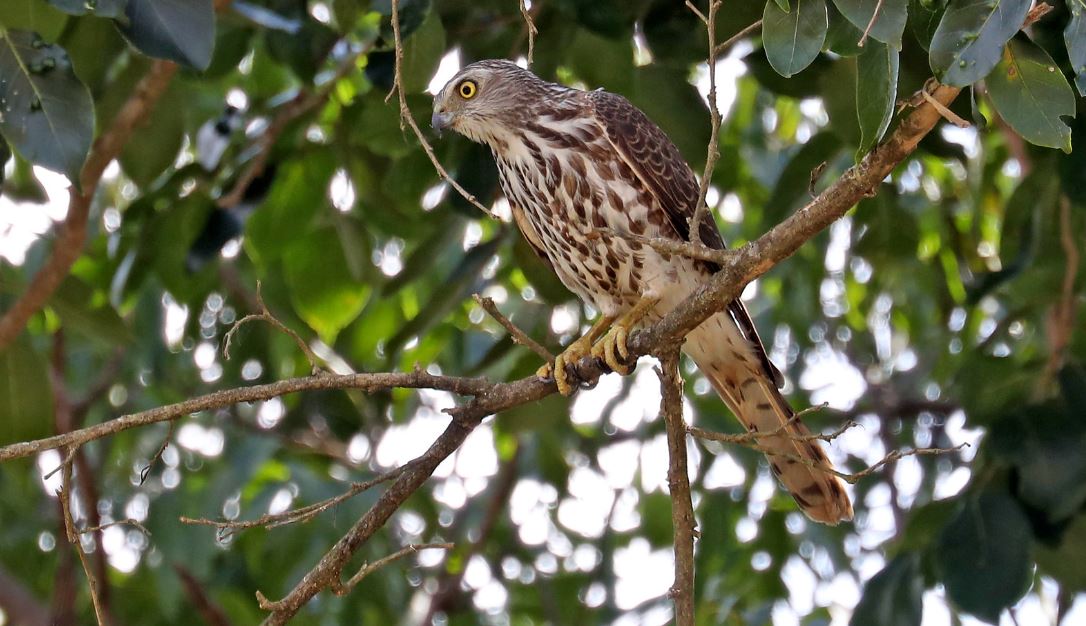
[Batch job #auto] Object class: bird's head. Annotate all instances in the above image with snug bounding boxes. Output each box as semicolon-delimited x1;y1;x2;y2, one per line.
431;59;550;144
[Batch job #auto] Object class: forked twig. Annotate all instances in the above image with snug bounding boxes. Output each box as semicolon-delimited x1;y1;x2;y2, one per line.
331;543;454;596
473;294;554;361
223;280;323;374
180;464;411;538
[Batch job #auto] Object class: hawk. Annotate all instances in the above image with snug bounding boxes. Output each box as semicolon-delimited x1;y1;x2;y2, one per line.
432;60;853;525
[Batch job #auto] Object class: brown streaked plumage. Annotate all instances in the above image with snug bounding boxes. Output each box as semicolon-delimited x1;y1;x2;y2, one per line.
432;59;853;525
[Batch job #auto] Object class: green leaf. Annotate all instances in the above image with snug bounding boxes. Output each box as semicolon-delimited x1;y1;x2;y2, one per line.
855;38;898;157
831;0;907;49
850;554;923;626
1068;0;1086;97
47;0;126;18
763;0;828;78
825;2;865;56
119;80;186;186
283;226;370;343
0;30;93;184
0;334;53;445
0;0;68;41
928;0;1030;87
244;152;334;265
935;490;1034;624
907;0;945;51
117;0;215;70
774;0;792;12
50;276;132;346
987;38;1076;153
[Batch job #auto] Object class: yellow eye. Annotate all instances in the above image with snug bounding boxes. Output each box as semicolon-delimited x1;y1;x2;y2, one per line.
458;80;478;99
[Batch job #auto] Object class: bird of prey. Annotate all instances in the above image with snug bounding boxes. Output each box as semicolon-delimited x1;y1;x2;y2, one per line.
432;60;853;525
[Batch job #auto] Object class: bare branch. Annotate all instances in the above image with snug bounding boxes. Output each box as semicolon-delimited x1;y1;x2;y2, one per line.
0;370;492;463
713;20;762;58
1044;195;1080;383
389;0;496;219
330;543;453;596
687;0;723;248
180;465;410;538
857;0;885;48
689;426;968;485
58;451;107;625
79;518;152;537
473;294;554;361
657;348;695;626
139;421;175;485
519;0;538;66
223;280;323;373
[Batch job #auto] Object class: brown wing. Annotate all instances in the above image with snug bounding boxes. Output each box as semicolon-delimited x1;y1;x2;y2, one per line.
588;89;783;387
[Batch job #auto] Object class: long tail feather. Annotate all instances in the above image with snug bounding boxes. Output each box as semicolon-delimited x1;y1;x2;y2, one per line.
683;314;854;525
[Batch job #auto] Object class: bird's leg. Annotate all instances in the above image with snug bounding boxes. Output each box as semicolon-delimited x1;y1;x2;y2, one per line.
537;314;617;396
591;296;660;375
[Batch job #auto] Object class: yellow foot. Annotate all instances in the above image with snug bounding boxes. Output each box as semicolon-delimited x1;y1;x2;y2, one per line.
590;296;659;376
537;314;616;396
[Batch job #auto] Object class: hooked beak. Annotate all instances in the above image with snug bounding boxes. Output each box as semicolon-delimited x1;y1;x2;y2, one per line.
431;111;454;137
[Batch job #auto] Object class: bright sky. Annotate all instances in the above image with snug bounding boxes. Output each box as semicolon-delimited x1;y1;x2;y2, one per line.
3;37;1084;626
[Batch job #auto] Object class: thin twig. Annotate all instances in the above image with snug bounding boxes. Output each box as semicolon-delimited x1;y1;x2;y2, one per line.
389;0;496;219
473;294;554;361
920;88;970;128
223;280;323;373
58;449;108;625
140;421;175;485
713;20;762;57
689;426;968;485
687;0;723;248
80;518;152;537
519;0;538;66
181;465;410;538
331;543;454;596
857;0;885;48
657;348;695;626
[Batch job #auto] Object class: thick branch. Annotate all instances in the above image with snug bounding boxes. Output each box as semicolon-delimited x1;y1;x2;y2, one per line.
0;61;178;350
658;348;695;626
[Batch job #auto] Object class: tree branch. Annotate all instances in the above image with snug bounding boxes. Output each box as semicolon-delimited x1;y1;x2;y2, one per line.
658;348;695;626
0;60;178;350
473;293;554;362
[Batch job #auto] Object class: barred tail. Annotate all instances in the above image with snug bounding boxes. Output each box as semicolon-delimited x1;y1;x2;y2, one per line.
684;314;854;525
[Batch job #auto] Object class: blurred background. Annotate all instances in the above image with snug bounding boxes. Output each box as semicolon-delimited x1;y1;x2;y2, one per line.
1;0;1085;625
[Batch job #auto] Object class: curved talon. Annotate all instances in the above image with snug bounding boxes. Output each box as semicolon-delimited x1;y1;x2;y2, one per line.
592;329;631;375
